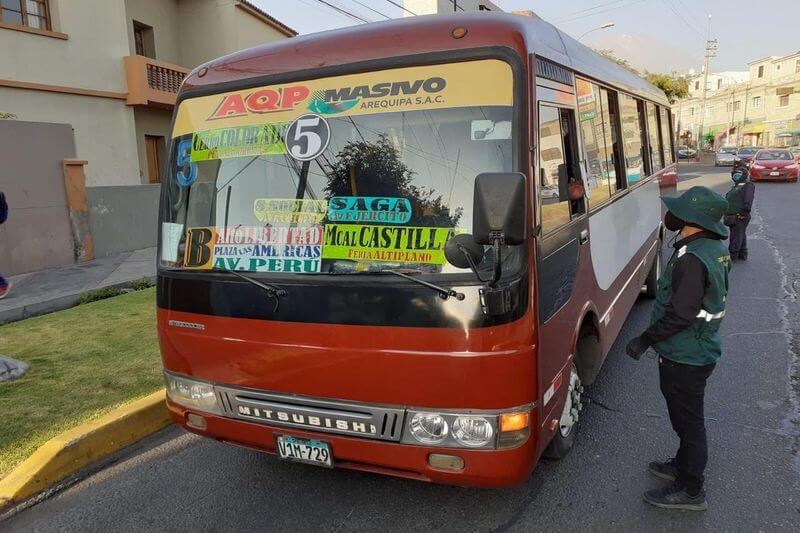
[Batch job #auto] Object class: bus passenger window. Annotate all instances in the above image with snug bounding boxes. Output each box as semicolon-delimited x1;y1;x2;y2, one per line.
601;88;625;193
646;102;663;172
538;105;585;234
659;106;674;165
576;78;613;207
619;93;645;184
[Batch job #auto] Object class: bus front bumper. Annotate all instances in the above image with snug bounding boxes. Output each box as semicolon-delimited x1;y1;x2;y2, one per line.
167;399;539;488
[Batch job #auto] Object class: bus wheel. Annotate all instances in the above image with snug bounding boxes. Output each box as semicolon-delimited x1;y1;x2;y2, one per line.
644;239;662;299
543;363;583;459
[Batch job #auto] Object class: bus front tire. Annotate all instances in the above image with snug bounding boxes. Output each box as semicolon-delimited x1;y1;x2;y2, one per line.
644;239;662;299
543;362;583;460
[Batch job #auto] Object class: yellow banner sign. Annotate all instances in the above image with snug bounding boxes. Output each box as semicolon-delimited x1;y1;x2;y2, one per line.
253;198;328;225
172;59;514;138
322;224;455;265
191;124;286;162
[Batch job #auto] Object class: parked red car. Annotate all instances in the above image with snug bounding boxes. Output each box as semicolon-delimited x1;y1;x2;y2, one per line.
749;149;799;182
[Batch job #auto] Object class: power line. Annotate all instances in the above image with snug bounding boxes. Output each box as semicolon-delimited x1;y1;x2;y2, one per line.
662;0;703;39
449;0;465;11
554;0;627;21
312;0;370;23
556;0;648;24
347;0;392;19
384;0;416;16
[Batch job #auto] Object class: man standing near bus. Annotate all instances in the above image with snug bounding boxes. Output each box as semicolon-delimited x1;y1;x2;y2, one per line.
625;186;731;511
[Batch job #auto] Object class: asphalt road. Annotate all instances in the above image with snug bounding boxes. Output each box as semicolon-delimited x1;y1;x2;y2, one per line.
5;164;800;532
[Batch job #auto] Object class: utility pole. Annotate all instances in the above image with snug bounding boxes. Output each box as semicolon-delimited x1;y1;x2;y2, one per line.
697;14;717;153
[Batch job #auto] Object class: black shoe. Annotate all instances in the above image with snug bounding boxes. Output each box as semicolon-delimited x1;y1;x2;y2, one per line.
643;482;707;511
739;252;747;261
648;459;679;481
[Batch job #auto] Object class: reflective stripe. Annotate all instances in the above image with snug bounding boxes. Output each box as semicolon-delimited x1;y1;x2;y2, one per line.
677;245;687;258
696;309;725;321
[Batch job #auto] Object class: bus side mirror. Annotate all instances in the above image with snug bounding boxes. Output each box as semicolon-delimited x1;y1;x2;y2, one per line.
473;172;526;246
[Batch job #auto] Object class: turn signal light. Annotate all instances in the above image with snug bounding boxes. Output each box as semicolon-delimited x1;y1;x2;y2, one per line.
500;411;530;432
186;413;207;430
451;27;468;39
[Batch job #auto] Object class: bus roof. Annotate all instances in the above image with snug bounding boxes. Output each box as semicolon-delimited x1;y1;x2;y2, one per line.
182;12;669;108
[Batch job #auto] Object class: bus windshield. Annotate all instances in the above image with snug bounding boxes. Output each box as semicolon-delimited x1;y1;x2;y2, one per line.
160;59;517;276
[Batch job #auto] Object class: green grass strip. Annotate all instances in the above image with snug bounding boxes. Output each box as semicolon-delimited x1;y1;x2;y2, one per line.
0;288;162;477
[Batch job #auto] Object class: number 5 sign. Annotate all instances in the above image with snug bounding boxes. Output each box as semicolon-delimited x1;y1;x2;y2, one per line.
285;114;331;161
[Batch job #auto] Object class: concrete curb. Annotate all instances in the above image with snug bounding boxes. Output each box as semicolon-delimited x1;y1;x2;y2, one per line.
0;389;170;511
0;275;156;325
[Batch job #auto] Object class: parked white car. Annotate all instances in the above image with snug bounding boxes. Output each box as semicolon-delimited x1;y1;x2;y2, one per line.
715;147;737;166
677;145;697;159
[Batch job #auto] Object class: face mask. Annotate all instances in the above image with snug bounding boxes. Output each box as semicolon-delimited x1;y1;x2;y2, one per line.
664;211;685;232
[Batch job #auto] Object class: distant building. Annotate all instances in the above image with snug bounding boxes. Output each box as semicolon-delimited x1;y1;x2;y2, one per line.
403;0;501;16
687;71;750;97
0;0;295;186
675;51;800;148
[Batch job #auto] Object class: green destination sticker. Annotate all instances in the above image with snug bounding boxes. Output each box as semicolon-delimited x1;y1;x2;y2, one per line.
322;224;455;265
191;124;286;162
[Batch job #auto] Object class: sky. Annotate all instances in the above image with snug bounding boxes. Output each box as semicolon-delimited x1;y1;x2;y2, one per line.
254;0;800;75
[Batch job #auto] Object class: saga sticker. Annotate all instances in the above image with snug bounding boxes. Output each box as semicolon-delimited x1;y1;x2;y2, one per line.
253;199;328;225
190;124;286;162
322;224;455;265
327;196;412;224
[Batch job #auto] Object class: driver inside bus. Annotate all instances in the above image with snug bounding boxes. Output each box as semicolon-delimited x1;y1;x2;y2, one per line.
625;186;731;512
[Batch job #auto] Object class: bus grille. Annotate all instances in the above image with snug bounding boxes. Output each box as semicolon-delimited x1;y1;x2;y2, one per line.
215;385;406;442
536;58;574;86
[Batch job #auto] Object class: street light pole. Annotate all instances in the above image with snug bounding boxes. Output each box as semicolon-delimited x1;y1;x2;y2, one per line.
578;22;615;42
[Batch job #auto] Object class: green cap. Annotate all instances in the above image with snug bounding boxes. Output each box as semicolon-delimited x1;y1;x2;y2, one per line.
662;186;729;238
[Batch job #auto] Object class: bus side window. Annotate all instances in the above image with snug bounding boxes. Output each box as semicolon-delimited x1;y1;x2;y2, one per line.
618;93;646;185
538;104;585;235
646;102;664;173
659;106;674;165
576;78;615;207
601;88;626;193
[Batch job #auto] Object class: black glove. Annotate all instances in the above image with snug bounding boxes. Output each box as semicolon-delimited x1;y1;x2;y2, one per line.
625;336;649;360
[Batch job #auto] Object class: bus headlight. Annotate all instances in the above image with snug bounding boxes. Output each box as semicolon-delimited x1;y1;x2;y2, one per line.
452;416;494;447
409;412;449;444
164;372;221;414
403;408;528;449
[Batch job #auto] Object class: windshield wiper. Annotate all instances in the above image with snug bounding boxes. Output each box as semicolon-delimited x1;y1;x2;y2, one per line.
216;269;287;311
383;269;465;301
329;268;465;301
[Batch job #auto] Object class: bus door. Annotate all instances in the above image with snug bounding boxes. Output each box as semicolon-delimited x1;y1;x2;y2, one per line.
534;94;588;419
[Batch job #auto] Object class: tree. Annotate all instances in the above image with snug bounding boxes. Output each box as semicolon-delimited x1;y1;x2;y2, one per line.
593;48;689;103
594;48;640;74
325;135;462;228
644;73;689;103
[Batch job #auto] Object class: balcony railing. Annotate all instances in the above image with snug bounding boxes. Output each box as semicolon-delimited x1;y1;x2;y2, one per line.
124;55;189;108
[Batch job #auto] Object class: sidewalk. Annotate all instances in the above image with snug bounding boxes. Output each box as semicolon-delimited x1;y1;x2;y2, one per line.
0;248;156;324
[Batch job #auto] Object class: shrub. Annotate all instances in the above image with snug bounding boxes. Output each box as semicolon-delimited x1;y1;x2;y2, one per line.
78;287;124;304
130;277;155;291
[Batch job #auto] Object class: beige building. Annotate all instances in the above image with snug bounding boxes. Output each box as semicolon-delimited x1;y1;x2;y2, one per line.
675;51;800;148
0;0;295;186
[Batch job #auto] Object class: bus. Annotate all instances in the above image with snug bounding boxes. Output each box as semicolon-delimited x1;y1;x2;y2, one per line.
158;12;677;488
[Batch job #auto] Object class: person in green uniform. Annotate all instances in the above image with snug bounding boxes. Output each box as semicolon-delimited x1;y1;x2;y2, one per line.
626;186;731;511
725;167;755;260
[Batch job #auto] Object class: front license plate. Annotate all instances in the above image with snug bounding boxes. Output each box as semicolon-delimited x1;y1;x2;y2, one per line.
276;435;333;467
770;171;780;176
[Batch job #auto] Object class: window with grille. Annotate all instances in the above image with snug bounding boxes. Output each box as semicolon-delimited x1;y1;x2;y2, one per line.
0;0;50;30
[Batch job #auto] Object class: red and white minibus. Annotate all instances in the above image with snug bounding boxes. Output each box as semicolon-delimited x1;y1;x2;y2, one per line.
157;12;677;487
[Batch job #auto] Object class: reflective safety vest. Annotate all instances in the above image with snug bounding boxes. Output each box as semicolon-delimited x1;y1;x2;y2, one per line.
725;184;746;215
651;238;731;366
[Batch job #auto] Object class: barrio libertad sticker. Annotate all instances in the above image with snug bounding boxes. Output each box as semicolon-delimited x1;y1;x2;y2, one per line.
322;224;455;265
183;226;323;274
